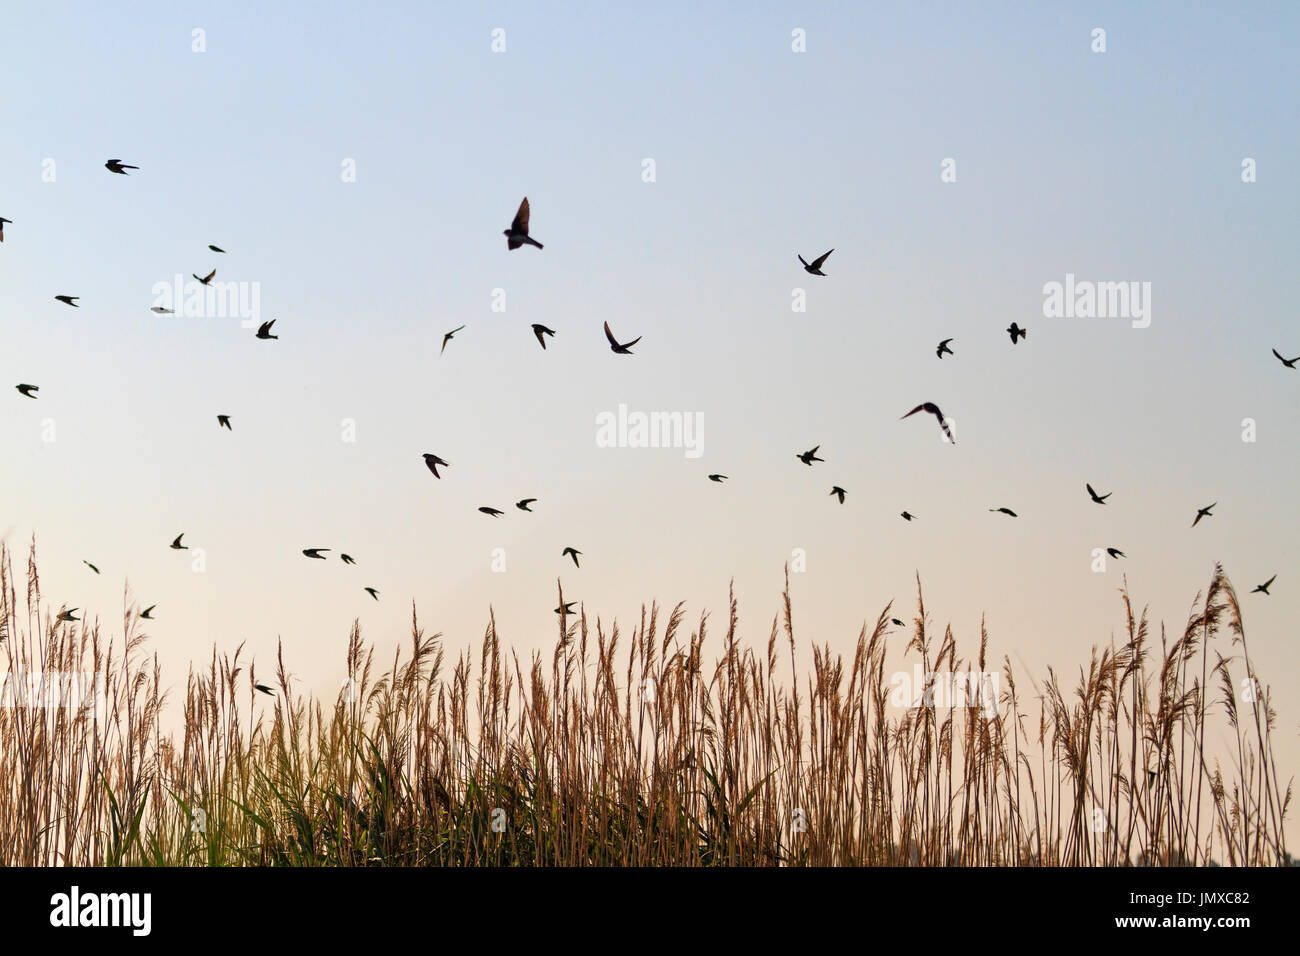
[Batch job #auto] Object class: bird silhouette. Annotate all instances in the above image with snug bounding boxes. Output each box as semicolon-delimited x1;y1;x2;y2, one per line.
441;324;465;355
830;486;846;504
936;339;954;359
0;217;10;242
1107;548;1126;559
217;415;232;430
140;605;156;619
57;608;80;622
55;295;79;307
797;445;824;466
798;249;833;276
562;547;582;568
208;245;226;253
516;499;537;511
193;269;215;285
532;324;556;349
504;197;543;250
340;554;355;565
604;321;641;354
303;548;329;559
423;454;448;478
1192;503;1215;527
16;384;38;398
104;159;138;175
1006;323;1027;343
989;507;1018;517
1251;574;1276;595
891;618;906;628
708;474;727;483
364;587;379;600
254;683;274;696
170;534;187;550
83;560;100;574
555;601;577;615
478;507;504;517
900;512;915;521
1271;348;1298;369
151;306;174;314
255;320;278;339
1086;483;1111;504
900;403;955;444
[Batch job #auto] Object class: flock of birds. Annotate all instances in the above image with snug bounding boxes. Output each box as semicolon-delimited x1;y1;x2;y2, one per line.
6;174;1291;684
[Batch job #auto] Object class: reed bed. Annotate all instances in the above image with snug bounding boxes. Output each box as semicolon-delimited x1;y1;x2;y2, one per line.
0;540;1289;866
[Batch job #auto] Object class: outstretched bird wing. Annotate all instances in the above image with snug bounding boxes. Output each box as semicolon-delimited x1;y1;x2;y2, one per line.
810;248;833;269
603;321;619;348
512;197;530;233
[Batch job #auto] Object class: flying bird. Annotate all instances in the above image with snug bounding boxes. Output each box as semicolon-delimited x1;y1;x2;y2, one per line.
140;605;156;619
441;324;466;355
900;512;915;521
83;560;100;574
170;534;187;550
254;683;274;696
16;384;38;398
1191;503;1215;527
55;295;79;307
516;499;537;511
209;245;226;253
217;415;232;430
303;548;329;559
503;197;543;250
0;217;10;242
150;306;174;314
1106;548;1126;559
555;601;577;615
1086;483;1111;504
798;249;833;276
57;608;80;622
532;324;556;349
193;269;216;285
797;445;824;466
255;320;278;340
478;507;504;517
562;547;582;568
1251;574;1276;595
340;554;355;565
936;339;954;359
104;159;138;175
830;486;846;504
603;321;641;354
364;587;379;600
989;507;1018;517
900;403;955;444
1271;348;1298;369
1006;323;1027;343
423;454;448;478
708;474;727;483
891;618;906;628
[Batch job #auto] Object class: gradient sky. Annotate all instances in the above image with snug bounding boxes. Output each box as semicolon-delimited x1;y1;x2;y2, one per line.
2;2;1297;839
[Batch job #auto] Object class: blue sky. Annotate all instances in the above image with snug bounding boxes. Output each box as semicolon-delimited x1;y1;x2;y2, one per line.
2;1;1297;837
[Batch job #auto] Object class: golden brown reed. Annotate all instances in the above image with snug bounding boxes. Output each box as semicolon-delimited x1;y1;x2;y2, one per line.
0;540;1289;866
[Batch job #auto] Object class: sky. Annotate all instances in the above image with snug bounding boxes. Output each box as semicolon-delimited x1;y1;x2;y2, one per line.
1;2;1297;839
